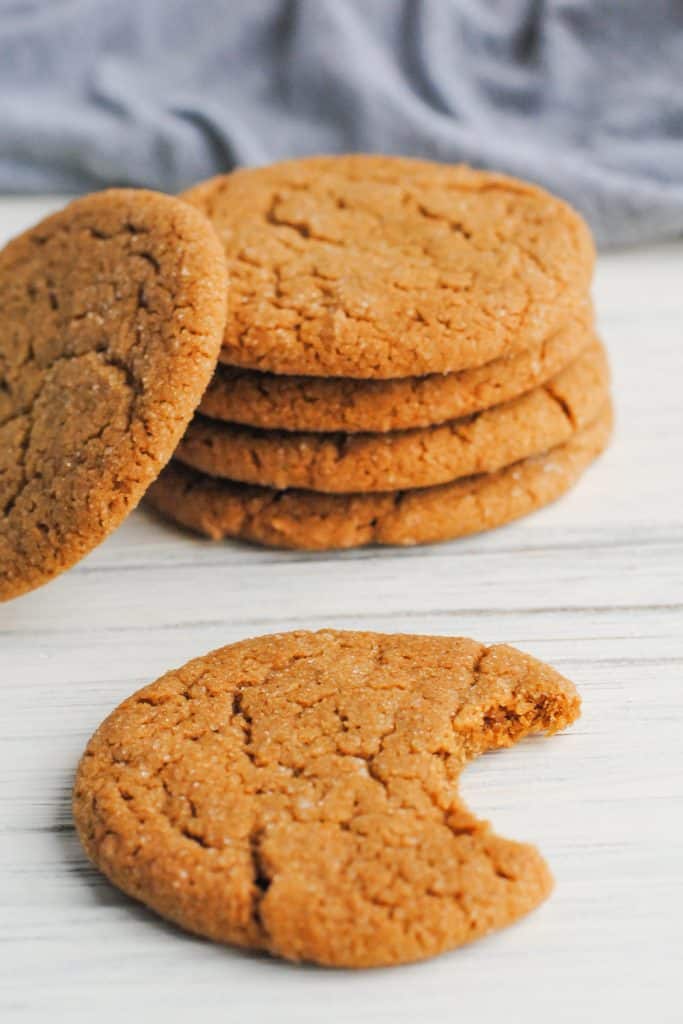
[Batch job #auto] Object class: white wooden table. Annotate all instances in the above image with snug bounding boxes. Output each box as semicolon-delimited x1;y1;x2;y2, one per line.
1;198;681;1023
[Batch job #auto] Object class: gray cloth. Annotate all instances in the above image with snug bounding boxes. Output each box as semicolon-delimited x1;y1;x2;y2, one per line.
1;0;683;247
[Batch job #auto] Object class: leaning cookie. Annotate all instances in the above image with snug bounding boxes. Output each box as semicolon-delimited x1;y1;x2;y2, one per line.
206;313;593;433
73;629;581;967
0;190;227;601
183;155;594;378
146;403;612;550
177;339;609;493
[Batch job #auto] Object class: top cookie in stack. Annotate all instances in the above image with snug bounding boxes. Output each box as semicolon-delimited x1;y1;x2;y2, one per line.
147;155;611;549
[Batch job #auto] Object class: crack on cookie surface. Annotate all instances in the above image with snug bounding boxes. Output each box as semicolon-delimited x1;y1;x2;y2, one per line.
543;382;577;429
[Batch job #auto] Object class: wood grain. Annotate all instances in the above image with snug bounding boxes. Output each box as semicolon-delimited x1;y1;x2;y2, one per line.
0;199;681;1023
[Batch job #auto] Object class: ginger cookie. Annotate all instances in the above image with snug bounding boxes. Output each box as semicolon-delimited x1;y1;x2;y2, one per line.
203;312;593;433
0;190;227;601
177;339;608;493
147;404;612;550
183;155;594;379
73;629;581;967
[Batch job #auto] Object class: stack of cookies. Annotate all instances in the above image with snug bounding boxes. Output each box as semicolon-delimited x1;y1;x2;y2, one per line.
148;156;612;551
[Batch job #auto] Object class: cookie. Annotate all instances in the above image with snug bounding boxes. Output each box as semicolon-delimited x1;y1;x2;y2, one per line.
147;403;612;550
0;189;227;601
183;155;594;379
73;629;580;966
203;313;593;433
177;339;608;493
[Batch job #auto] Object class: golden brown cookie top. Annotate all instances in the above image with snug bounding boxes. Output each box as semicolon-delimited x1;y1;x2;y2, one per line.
184;155;594;378
74;629;581;966
0;189;227;601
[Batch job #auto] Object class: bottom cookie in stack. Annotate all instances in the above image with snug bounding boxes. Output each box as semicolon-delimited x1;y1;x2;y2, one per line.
146;404;612;551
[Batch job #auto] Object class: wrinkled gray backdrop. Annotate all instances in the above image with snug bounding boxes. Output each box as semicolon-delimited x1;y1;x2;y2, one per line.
1;0;682;246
